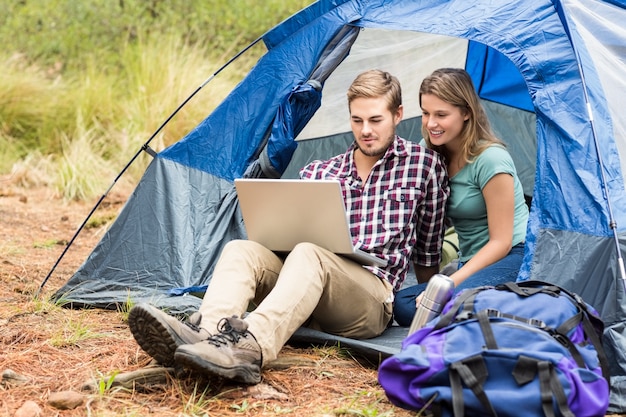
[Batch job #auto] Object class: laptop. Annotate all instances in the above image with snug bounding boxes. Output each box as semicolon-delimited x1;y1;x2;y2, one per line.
234;178;386;267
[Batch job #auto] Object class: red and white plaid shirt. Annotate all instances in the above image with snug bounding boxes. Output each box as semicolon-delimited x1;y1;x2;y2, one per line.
300;136;449;291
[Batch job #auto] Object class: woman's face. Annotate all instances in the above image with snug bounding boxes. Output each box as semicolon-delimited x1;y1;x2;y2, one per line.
420;93;469;150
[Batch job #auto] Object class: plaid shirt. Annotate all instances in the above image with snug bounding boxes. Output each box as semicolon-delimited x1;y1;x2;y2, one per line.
300;136;449;291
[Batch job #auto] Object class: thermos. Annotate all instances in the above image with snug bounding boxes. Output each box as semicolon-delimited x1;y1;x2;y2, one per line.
408;274;455;335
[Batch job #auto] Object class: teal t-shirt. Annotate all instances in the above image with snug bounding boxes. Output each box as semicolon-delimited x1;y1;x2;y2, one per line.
447;145;528;262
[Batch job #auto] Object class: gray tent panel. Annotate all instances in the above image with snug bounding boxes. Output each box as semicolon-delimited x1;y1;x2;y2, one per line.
529;229;626;409
53;157;245;314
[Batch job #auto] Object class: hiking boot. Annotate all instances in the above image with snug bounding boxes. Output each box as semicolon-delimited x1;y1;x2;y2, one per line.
128;303;210;367
174;316;263;384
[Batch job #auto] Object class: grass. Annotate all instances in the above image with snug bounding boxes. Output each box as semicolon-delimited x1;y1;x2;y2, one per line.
2;37;243;200
0;0;311;200
0;55;69;169
48;313;107;347
181;383;214;416
33;239;65;249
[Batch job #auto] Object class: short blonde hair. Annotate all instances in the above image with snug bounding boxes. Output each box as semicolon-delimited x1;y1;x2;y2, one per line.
348;69;402;113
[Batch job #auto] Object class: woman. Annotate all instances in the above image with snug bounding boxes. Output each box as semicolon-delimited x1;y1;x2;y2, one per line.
394;68;529;326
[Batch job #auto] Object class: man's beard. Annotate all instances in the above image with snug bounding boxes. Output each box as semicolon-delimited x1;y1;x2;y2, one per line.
355;134;394;158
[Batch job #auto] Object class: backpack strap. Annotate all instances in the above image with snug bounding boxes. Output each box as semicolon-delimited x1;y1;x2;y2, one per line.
543;361;576;417
537;361;558;417
449;355;496;417
551;286;611;381
514;356;576;417
485;308;547;329
497;281;610;381
434;286;488;330
558;310;611;381
477;309;498;349
517;281;611;381
497;281;560;297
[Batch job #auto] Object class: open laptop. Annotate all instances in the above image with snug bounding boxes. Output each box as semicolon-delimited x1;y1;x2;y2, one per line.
234;178;386;267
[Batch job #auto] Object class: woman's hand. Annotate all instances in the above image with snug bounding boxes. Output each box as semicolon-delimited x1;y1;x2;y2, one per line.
415;291;424;307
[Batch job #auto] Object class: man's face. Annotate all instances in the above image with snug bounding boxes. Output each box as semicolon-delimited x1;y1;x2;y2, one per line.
349;96;403;159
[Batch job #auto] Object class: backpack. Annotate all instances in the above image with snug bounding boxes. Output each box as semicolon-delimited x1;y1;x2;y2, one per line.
378;281;610;417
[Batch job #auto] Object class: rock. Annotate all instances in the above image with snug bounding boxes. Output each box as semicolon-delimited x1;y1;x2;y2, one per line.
1;369;29;386
14;400;41;417
47;391;84;410
221;382;289;401
243;383;289;401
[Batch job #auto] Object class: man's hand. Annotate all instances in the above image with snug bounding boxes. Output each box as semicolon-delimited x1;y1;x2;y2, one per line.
413;264;438;284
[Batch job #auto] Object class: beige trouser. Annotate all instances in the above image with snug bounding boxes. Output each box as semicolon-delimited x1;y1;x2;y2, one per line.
197;240;393;364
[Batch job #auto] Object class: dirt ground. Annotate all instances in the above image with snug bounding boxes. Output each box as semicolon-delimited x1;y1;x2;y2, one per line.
0;181;623;417
0;181;417;416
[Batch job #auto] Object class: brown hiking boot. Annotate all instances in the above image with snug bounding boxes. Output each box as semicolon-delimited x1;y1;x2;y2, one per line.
174;316;263;384
128;303;210;367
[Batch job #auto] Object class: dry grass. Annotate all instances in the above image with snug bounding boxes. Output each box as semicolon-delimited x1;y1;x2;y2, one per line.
0;180;414;416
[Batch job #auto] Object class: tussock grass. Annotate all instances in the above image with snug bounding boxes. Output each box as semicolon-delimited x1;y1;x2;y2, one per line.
0;0;308;201
0;55;70;171
2;36;244;200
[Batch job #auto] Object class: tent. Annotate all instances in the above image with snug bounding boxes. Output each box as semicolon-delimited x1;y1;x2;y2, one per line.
49;0;626;411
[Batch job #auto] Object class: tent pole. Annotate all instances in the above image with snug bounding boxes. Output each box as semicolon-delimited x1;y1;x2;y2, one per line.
557;5;626;288
573;56;626;287
35;37;264;298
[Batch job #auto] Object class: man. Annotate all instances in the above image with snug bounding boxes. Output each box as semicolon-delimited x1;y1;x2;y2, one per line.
128;69;449;384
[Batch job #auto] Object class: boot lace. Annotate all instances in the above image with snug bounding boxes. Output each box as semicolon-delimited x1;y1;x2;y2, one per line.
206;316;248;347
183;312;210;339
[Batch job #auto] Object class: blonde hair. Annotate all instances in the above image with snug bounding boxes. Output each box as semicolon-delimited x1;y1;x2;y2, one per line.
419;68;502;163
348;69;402;113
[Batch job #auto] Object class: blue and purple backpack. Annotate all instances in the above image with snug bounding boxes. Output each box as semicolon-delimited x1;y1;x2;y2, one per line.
378;281;610;417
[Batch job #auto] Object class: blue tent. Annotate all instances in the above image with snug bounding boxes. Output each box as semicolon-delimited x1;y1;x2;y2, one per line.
52;0;626;410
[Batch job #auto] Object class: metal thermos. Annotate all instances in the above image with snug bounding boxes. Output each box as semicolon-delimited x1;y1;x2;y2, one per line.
408;274;455;335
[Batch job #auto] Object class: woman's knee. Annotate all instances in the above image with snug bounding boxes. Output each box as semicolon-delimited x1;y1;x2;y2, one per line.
393;284;426;327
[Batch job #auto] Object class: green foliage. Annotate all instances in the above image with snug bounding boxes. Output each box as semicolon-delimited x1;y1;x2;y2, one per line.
0;0;312;199
0;0;312;71
333;390;395;416
117;291;135;323
181;382;214;416
49;313;108;347
85;212;117;229
0;55;72;157
33;239;64;249
96;370;121;397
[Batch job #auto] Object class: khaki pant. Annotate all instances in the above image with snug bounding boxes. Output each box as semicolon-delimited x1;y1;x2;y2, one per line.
198;240;393;364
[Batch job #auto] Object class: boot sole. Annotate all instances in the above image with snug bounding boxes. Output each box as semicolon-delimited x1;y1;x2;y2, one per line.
174;348;262;384
128;304;179;367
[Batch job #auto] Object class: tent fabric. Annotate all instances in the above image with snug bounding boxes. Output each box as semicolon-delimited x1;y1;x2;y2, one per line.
465;41;534;113
54;158;243;315
51;0;626;410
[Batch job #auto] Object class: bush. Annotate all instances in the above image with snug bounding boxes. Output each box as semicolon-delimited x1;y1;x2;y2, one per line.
0;0;311;199
0;0;311;71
